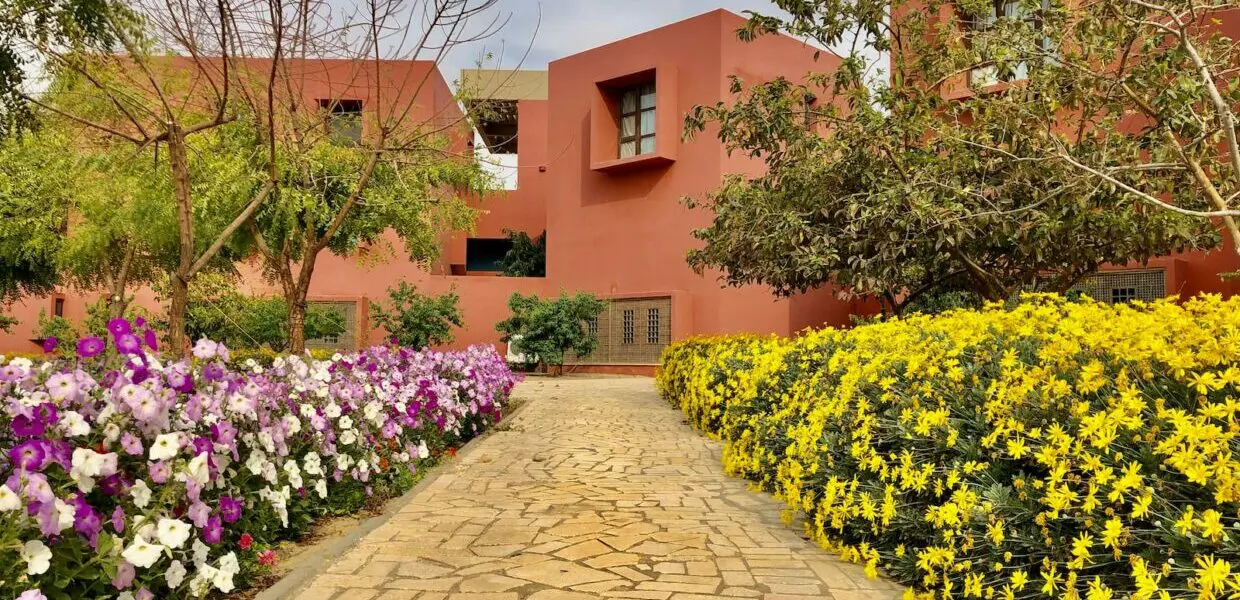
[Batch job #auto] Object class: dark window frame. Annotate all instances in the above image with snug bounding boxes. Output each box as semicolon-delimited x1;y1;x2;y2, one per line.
319;99;364;145
646;308;660;344
622;309;635;345
617;82;656;158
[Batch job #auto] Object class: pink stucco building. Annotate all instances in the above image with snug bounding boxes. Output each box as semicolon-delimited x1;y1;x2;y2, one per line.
5;9;1240;373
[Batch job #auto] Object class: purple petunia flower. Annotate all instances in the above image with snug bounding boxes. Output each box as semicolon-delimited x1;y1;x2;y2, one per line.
218;496;242;523
41;336;58;353
10;415;44;438
202;362;225;381
107;318;131;336
115;333;141;355
9;440;49;471
148;461;170;484
143;328;158;351
167;369;194;393
112;561;135;590
17;590;46;600
76;336;106;358
120;433;143;456
111;506;126;533
203;515;223;544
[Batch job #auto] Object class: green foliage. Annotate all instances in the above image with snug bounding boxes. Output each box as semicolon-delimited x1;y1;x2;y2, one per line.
0;133;74;301
903;288;984;315
683;0;1224;311
36;310;78;347
370;282;463;349
500;230;546;277
495;291;606;371
0;0;133;136
182;273;345;352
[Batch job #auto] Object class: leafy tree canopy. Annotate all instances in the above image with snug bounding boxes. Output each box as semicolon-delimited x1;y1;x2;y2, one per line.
371;281;463;349
500;230;546;278
684;0;1227;312
495;291;605;372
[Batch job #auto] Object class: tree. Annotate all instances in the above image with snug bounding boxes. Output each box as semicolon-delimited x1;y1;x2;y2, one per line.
231;0;502;353
371;281;463;349
0;0;128;135
0;132;72;302
19;0;263;355
500;229;546;277
683;0;1223;312
179;272;345;351
494;291;605;375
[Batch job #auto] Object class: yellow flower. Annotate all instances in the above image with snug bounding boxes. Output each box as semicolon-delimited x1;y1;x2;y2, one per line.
1197;509;1226;542
1101;517;1124;550
1010;570;1029;591
1195;555;1231;600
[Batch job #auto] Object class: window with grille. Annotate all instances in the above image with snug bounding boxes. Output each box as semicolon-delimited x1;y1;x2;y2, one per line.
586;316;598;336
1070;270;1165;304
622;309;635;344
617;82;655;158
647;308;660;344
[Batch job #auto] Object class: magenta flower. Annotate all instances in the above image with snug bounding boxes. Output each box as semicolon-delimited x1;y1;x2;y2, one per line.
218;496;242;523
107;318;131;336
143;328;158;351
9;440;49;471
115;333;141;355
203;515;223;544
41;336;58;353
111;506;126;533
76;336;106;358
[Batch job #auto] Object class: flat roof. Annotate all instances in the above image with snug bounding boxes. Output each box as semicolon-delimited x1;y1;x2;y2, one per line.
460;69;548;101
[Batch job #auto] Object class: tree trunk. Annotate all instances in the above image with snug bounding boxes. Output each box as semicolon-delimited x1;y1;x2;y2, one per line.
167;126;195;358
288;294;307;354
108;245;136;318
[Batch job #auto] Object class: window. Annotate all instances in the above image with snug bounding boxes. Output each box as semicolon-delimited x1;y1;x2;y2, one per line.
465;238;515;273
586;316;598;337
622;309;635;344
53;297;64;317
966;0;1050;86
319;99;363;144
647;308;660;344
1111;287;1138;304
618;82;655;158
475;100;518;154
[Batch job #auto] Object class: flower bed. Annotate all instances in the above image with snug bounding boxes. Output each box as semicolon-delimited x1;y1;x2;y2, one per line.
1;319;518;599
657;295;1240;600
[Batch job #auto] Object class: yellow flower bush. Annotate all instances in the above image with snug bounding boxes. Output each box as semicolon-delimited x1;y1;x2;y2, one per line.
657;295;1240;600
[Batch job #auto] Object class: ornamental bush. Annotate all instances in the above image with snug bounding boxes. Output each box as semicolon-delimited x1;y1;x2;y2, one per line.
657;294;1240;600
0;317;518;599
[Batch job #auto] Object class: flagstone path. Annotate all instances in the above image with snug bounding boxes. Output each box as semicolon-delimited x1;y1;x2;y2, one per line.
288;376;903;600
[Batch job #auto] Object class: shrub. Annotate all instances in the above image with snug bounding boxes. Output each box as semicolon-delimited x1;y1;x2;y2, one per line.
182;276;346;352
370;282;463;349
500;230;546;277
0;317;518;599
657;295;1240;600
495;291;605;374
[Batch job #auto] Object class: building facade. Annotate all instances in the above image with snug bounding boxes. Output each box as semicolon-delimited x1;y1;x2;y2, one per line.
4;8;1240;372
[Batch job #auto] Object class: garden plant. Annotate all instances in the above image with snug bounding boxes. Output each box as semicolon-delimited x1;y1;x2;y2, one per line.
658;294;1240;600
0;317;518;599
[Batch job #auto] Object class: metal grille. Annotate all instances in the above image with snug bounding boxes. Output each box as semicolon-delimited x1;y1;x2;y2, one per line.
587;316;598;336
568;296;672;365
1070;269;1165;304
305;300;358;351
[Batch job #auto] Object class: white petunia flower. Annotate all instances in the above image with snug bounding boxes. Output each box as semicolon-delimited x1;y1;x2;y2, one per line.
338;430;356;446
156;518;192;549
315;479;327;498
183;453;210;486
21;540;51;575
417;440;429;459
130;479;153;508
0;484;22;511
188;564;217;597
323;402;341;419
165;559;187;588
337;415;353;430
149;432;181;461
59;410;90;437
122;538;165;569
54;498;75;533
191;538;210;567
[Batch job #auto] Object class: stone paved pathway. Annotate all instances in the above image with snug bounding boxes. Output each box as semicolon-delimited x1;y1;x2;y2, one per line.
290;376;903;600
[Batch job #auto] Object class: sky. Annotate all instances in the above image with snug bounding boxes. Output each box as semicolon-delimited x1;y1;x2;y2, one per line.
434;0;800;83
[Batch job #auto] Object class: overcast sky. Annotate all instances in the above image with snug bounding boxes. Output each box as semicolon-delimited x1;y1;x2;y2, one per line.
435;0;801;84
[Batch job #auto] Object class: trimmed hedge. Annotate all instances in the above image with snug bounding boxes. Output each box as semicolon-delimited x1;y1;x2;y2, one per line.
657;295;1240;600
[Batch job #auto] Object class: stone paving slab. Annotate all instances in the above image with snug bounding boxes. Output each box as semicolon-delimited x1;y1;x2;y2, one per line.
287;376;903;600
